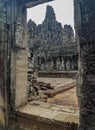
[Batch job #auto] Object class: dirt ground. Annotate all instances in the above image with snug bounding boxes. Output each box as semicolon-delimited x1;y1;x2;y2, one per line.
47;87;78;109
37;77;78;109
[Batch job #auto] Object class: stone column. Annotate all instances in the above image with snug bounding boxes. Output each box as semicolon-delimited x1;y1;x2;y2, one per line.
60;57;64;70
66;60;70;71
56;57;60;70
51;57;53;70
53;57;56;70
40;58;43;70
61;57;64;70
10;1;28;109
60;57;62;70
70;58;73;70
0;0;9;125
74;0;95;129
64;58;67;70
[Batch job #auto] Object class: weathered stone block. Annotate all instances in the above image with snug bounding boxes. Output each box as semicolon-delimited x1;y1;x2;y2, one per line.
15;49;28;108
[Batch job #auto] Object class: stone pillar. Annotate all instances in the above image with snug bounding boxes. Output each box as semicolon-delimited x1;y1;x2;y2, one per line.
51;57;53;70
70;58;73;70
66;60;70;71
74;0;95;129
59;57;62;70
61;57;64;70
0;0;9;125
71;56;75;70
10;1;28;109
56;57;60;70
53;57;56;70
64;58;67;70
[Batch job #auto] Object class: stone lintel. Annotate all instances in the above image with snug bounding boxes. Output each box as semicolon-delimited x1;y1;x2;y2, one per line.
23;0;54;8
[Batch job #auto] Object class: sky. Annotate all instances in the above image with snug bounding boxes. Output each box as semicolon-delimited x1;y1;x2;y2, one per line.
27;0;74;30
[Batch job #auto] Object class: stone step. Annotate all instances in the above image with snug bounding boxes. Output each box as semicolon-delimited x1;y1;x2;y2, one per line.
44;82;76;97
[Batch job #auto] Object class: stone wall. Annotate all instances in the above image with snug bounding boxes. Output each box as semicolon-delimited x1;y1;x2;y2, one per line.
9;115;78;130
14;3;28;109
0;0;9;125
5;1;28;110
74;0;95;129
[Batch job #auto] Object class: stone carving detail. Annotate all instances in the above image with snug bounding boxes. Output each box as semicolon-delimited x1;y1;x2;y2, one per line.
80;43;95;95
62;25;74;44
79;42;95;125
15;15;23;48
15;6;26;49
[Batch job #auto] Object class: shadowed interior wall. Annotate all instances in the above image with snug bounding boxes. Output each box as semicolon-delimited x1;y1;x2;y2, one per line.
13;2;28;109
6;1;28;110
0;0;28;124
0;0;9;125
74;0;95;129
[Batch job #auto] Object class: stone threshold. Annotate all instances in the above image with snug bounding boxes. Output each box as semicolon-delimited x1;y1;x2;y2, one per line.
16;101;79;126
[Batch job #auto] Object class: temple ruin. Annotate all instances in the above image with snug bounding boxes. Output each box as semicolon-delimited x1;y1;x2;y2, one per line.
27;5;78;104
0;0;95;130
28;5;78;72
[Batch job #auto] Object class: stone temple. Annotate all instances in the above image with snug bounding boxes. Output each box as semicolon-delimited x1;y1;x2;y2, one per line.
0;0;95;130
28;5;78;72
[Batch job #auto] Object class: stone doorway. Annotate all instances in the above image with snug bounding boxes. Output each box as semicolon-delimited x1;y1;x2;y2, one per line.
0;0;95;130
26;1;79;113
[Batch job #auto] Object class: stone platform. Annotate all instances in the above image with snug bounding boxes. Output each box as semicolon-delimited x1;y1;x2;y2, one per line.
12;101;79;130
37;77;76;89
